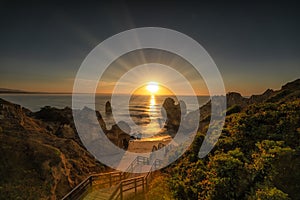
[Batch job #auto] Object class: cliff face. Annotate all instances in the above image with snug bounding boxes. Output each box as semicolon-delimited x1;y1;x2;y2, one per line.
199;78;300;121
159;79;300;136
0;98;133;199
0;99;104;200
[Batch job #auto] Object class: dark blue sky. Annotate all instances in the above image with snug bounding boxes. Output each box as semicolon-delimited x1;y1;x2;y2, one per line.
0;1;299;95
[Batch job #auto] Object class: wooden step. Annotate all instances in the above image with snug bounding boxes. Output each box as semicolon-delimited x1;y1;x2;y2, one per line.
83;186;117;200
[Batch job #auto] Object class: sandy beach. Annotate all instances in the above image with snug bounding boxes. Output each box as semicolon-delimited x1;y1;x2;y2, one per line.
127;135;172;153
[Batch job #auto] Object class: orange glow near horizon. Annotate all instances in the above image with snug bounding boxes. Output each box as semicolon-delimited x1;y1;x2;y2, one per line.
130;82;175;96
3;80;283;96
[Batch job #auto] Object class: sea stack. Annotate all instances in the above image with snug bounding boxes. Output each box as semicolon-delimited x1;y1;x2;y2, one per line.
105;101;112;114
161;97;182;134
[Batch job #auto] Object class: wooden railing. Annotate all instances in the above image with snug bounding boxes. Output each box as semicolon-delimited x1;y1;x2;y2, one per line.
109;158;162;200
61;176;92;200
109;176;145;200
61;156;148;200
61;156;161;200
61;171;126;200
144;159;162;191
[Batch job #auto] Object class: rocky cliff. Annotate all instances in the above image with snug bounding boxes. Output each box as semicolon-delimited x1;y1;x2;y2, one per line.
200;78;300;120
0;99;105;200
161;79;300;134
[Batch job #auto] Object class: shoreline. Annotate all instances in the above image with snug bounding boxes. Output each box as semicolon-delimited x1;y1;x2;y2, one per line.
128;135;172;153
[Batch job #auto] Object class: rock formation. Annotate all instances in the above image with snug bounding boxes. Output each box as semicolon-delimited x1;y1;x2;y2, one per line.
105;101;112;114
197;78;300;132
161;98;181;135
0;99;132;199
106;121;131;150
0;99;105;199
161;97;200;135
161;78;300;136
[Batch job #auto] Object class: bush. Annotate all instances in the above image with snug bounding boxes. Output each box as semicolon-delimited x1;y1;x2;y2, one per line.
226;104;242;115
248;186;290;200
167;100;300;199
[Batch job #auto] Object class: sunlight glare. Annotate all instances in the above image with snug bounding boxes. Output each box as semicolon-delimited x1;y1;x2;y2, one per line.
146;82;159;94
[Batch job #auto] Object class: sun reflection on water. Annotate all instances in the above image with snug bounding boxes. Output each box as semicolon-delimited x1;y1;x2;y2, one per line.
150;95;156;109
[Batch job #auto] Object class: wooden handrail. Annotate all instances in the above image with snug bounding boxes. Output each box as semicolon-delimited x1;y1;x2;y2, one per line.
109;158;162;200
109;183;121;200
61;171;126;200
61;176;92;200
109;176;145;200
62;156;161;200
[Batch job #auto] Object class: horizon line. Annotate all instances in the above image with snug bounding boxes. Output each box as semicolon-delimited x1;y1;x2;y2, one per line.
0;91;212;96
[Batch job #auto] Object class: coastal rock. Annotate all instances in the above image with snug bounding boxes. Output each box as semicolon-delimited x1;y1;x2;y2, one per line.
56;124;75;139
197;78;300;133
226;92;248;108
34;106;73;124
161;98;199;135
105;101;112;114
249;89;275;104
161;97;181;134
158;142;165;149
281;78;300;91
0;98;105;199
266;79;300;103
152;145;158;152
34;106;107;146
106;121;131;150
73;105;131;150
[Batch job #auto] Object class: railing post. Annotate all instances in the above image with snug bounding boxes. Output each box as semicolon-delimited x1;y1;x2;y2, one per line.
134;178;137;195
120;183;123;200
142;178;145;193
109;174;112;187
89;176;93;187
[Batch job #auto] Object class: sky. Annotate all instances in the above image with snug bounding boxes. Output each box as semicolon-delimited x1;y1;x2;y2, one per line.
0;1;299;95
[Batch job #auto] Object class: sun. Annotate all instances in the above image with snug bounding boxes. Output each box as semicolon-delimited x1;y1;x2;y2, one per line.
146;82;159;94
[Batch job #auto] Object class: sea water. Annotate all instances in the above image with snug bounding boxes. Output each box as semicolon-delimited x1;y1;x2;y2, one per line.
0;94;209;137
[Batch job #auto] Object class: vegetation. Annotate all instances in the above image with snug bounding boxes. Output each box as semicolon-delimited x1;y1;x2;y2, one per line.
144;174;174;200
166;100;300;200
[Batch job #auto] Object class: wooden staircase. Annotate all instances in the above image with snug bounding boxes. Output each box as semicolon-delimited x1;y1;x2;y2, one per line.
62;156;162;200
83;186;119;200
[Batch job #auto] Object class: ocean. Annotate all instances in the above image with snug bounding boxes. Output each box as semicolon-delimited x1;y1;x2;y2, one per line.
0;94;209;137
